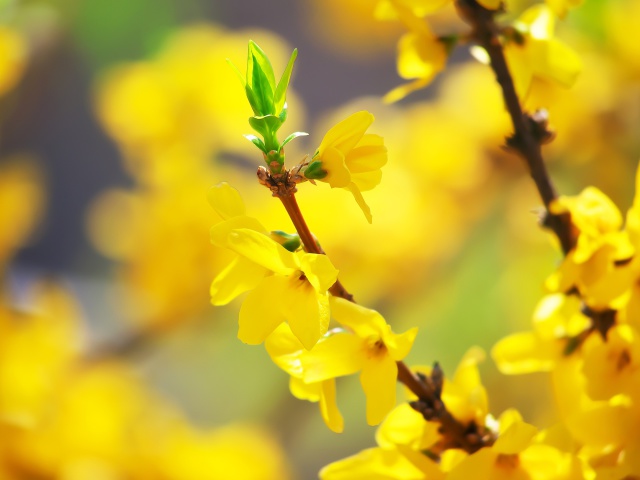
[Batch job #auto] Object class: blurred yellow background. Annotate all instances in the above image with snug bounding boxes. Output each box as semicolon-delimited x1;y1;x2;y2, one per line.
1;0;640;477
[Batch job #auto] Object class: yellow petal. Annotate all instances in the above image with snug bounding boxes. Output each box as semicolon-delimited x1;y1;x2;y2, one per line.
320;145;351;188
517;4;555;40
385;327;418;361
384;76;433;103
319;447;427;480
531;38;582;88
447;448;497;480
320;379;344;433
227;228;298;275
492;331;562;374
329;296;386;339
238;276;287;345
210;216;266;248
301;332;364;383
360;355;398;425
317;111;374;157
290;376;320;401
284;284;330;350
565;403;634;449
207;183;245;219
347;183;373;223
494;410;538;454
299;253;339;293
210;256;268;306
265;323;305;377
376;403;440;450
397;30;447;80
346;134;387;172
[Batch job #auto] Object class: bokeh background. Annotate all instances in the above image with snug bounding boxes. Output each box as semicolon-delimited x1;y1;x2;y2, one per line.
2;0;640;477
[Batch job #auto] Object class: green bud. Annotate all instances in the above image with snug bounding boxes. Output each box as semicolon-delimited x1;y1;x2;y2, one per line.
265;150;284;174
269;230;301;252
303;160;328;180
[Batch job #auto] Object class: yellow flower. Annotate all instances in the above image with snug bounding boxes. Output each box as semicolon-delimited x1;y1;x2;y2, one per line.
448;410;582;480
305;111;387;224
217;227;338;350
582;324;640;402
492;294;590;375
503;4;582;99
381;0;448;103
544;187;634;310
208;183;270;306
0;26;27;97
300;297;417;425
265;323;343;433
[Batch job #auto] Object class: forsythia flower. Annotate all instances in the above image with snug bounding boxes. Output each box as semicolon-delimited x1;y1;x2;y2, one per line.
299;297;417;425
223;229;338;350
502;5;582;99
382;0;448;103
304;111;387;224
545;187;634;310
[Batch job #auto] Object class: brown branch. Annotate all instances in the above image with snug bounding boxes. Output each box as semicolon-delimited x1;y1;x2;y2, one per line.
455;0;576;255
266;169;493;454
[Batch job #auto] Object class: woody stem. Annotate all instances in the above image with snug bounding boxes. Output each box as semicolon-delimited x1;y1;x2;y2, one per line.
277;187;490;452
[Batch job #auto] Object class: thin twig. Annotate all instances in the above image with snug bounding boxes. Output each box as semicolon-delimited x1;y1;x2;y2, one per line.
271;174;493;453
455;0;576;255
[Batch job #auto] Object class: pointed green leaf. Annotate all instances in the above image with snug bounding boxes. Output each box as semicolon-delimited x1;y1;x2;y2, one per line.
280;131;308;152
243;134;267;153
245;84;262;116
274;48;298;114
250;53;276;115
248;40;276;91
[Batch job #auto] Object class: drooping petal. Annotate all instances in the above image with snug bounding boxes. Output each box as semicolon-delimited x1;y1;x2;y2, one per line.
320;379;344;433
360;355;398;425
348;183;373;223
265;323;305;377
210;256;268;306
238;276;288;345
284;280;330;350
301;332;364;383
384;76;433;103
299;252;339;293
226;228;298;275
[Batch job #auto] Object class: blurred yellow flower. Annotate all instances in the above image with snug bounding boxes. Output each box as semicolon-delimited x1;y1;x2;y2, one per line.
503;4;582;99
382;0;448;102
0;26;27;97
